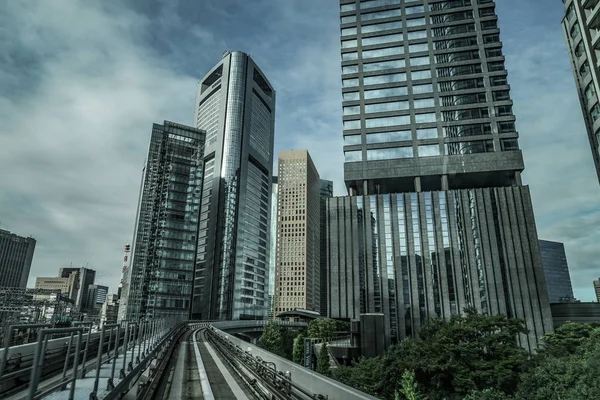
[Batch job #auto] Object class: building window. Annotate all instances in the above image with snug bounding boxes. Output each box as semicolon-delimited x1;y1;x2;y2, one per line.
345;150;362;162
341;15;357;24
360;0;401;10
501;138;519;151
342;65;359;74
364;73;406;86
341;3;356;12
409;43;429;53
344;120;361;130
417;128;438;139
566;4;576;22
413;83;434;94
574;41;584;58
367;147;413;160
364;59;405;72
362;46;404;59
343;105;361;116
344;135;362;145
585;83;596;103
580;61;590;79
365;101;409;114
366;115;411;128
366;130;412;143
361;9;402;21
415;112;436;123
362;21;402;34
591;103;600;122
343;78;359;88
570;23;581;40
342;39;358;49
364;86;408;99
412;70;432;80
414;98;435;108
342;27;357;36
343;91;360;101
418;145;441;157
342;52;358;61
362;33;403;46
407;30;427;40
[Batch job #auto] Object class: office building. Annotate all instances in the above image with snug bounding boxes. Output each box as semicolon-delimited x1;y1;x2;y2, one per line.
59;267;96;310
100;294;119;326
274;150;321;315
595;278;600;302
319;179;334;316
539;240;575;303
329;0;553;351
117;244;130;321
562;0;600;183
268;176;278;320
550;302;600;328
120;121;205;320
86;284;109;311
0;229;36;288
191;51;276;321
35;275;78;299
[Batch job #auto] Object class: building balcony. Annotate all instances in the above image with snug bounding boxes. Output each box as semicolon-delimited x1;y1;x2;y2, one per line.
588;1;600;30
583;0;600;11
593;28;600;49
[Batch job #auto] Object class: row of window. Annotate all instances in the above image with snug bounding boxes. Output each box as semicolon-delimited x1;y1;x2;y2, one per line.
344;138;517;162
341;4;424;19
342;45;503;63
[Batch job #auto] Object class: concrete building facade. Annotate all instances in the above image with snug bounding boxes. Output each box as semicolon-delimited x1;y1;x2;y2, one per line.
274;150;321;315
191;51;276;321
35;275;78;299
539;239;575;303
328;0;553;352
562;0;600;183
0;229;36;288
594;278;600;302
120;121;205;320
319;179;334;317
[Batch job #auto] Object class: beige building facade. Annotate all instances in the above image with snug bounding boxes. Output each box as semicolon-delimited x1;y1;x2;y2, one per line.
35;274;77;299
274;150;321;315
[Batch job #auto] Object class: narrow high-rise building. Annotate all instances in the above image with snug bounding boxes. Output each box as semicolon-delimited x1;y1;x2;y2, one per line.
0;229;36;288
319;179;334;316
329;0;553;351
274;150;321;315
562;0;600;183
539;240;575;303
59;267;96;310
594;278;600;302
268;176;279;320
120;121;205;320
191;51;275;321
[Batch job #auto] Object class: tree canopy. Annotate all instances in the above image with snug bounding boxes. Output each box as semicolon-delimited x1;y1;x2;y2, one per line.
307;318;337;341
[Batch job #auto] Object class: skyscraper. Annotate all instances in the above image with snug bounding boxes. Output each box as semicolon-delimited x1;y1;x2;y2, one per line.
319;179;334;316
562;0;600;183
120;121;205;320
191;51;276;321
0;229;36;288
539;239;575;303
274;150;321;315
328;0;553;351
594;278;600;302
268;176;278;320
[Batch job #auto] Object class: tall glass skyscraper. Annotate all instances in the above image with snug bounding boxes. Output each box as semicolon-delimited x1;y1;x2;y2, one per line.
0;229;36;288
191;51;276;321
120;121;205;320
328;0;553;351
539;239;575;303
562;0;600;184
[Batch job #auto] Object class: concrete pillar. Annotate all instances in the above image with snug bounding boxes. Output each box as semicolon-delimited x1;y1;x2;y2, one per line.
514;171;522;186
414;177;422;192
441;174;449;191
363;180;368;195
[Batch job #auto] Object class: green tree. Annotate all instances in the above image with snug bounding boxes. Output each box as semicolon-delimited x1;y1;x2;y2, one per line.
536;322;595;358
293;333;304;364
317;343;331;376
381;308;529;400
463;389;512;400
307;318;337;341
517;327;600;400
260;321;285;356
398;370;422;400
332;357;383;396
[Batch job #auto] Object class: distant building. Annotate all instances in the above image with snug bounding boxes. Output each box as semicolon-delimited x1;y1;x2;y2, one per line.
86;285;108;311
539;240;575;303
120;121;205;321
0;229;36;288
35;275;78;300
100;294;119;326
274;150;321;316
59;267;96;310
594;278;600;302
550;302;600;329
319;179;333;317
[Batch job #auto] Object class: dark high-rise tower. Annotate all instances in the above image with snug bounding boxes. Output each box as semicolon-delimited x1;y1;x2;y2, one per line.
120;121;205;320
319;179;333;316
328;0;553;351
0;229;35;288
539;240;575;303
562;0;600;184
191;51;276;321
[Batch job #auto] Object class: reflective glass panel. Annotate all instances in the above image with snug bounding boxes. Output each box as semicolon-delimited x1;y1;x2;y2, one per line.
414;98;435;108
360;0;400;9
410;56;430;66
406;5;424;14
361;21;402;34
341;3;356;12
412;70;432;80
344;120;361;130
416;128;438;139
342;27;358;36
343;105;361;115
406;17;426;27
366;130;412;143
342;52;359;60
366;115;410;128
365;101;409;113
412;83;433;94
409;43;428;52
407;30;427;40
344;135;362;145
418;144;441;156
345;150;362;162
367;147;413;160
342;39;358;49
343;91;360;101
361;9;402;21
362;33;403;46
362;46;404;59
342;65;360;74
364;73;406;85
415;112;436;123
343;78;359;88
364;86;408;99
341;15;357;23
364;59;405;72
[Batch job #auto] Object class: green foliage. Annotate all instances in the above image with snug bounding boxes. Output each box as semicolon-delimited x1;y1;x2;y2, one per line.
293;333;304;364
380;308;529;400
307;318;337;341
332;357;383;396
260;321;285;357
398;370;422;400
517;327;600;400
317;343;331;376
463;389;512;400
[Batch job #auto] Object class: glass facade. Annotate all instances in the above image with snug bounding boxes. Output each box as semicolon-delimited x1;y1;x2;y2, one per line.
539;240;575;303
121;121;204;320
191;52;275;321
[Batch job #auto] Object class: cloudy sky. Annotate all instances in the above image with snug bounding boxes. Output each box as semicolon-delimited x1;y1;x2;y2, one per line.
1;0;598;301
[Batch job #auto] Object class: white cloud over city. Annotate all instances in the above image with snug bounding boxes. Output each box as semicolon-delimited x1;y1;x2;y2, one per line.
0;0;598;300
